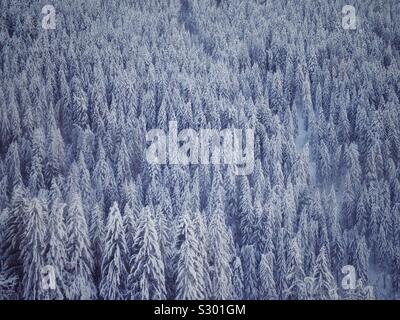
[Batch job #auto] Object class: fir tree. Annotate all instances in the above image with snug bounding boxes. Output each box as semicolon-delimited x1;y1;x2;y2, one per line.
312;246;337;300
127;207;166;300
44;199;67;299
65;190;95;299
241;245;258;300
259;251;278;300
99;202;128;300
20;198;46;300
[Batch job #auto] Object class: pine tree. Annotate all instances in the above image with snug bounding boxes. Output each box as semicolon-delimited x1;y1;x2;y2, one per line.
193;212;211;299
89;202;104;288
312;245;337;300
259;251;278;300
2;185;27;283
241;245;258;300
122;203;136;257
285;238;306;299
174;209;203;300
99;202;128;300
209;210;234;299
127;207;166;300
355;187;368;233
77;152;92;216
232;256;244;300
352;235;369;283
258;194;275;254
5;142;22;195
0;88;10;151
317;140;331;188
45;126;65;185
270;70;285;116
116;138;132;189
93;141;116;210
238;176;254;245
0;0;399;301
20;198;46;300
70;75;88;128
275;228;288;299
44;199;67;299
28;128;45;195
337;102;350;145
341;172;356;229
65;190;95;299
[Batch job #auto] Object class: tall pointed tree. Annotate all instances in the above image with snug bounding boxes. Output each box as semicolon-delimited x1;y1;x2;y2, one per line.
259;251;278;300
65;190;95;299
127;206;166;300
312;245;337;300
20;198;46;300
99;202;128;300
44;199;67;300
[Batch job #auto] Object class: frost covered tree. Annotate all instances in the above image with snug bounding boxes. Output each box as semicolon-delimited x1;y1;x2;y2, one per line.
232;256;244;300
70;76;88;128
127;207;166;300
238;176;254;245
99;202;128;300
209;210;234;299
2;185;27;282
65;190;95;299
0;0;399;300
174;209;203;300
5;142;22;194
44;199;67;299
241;245;258;300
193;212;211;299
28;128;45;195
20;198;46;300
89;203;104;287
312;246;337;300
259;251;278;300
285;238;306;299
275;228;288;299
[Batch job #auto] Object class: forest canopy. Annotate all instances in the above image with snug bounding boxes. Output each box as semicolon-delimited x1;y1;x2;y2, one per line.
0;0;399;300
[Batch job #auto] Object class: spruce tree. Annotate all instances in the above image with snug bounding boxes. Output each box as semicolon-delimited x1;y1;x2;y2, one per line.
99;202;128;300
127;207;166;300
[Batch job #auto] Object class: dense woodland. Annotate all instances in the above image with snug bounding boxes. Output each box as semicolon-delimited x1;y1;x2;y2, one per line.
0;0;400;299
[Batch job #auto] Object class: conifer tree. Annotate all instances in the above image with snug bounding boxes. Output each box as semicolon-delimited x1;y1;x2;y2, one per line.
65;190;95;299
232;256;244;300
312;246;337;300
20;198;46;300
44;199;67;299
127;207;166;300
241;245;258;300
259;251;278;300
285;238;306;299
174;209;203;300
99;202;128;300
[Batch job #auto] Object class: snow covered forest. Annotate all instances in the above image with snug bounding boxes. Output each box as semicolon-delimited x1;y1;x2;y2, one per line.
0;0;400;300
